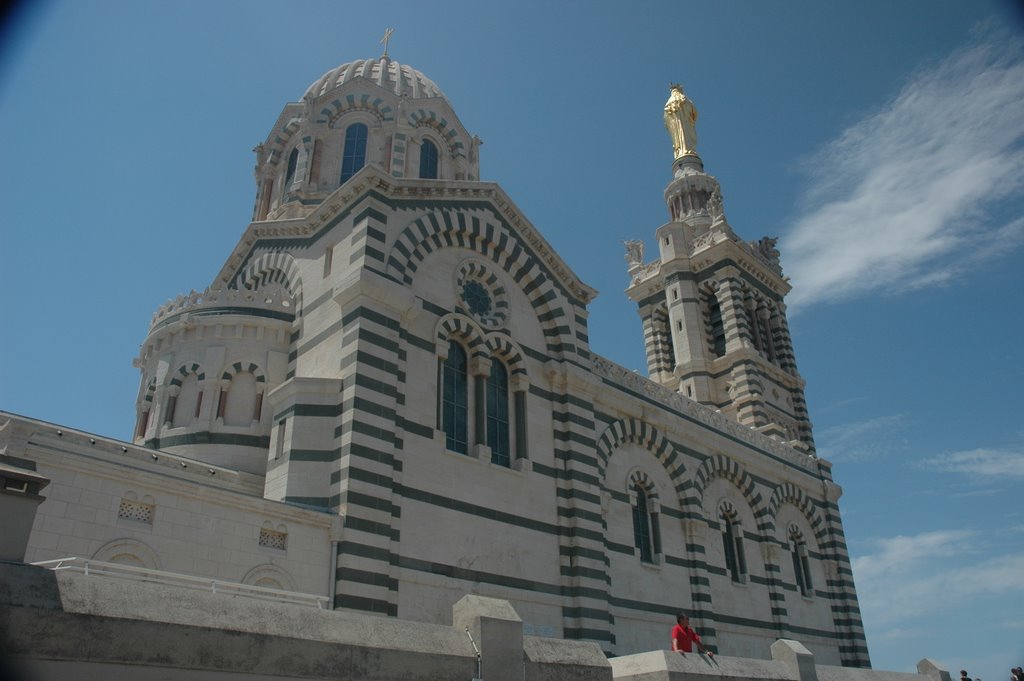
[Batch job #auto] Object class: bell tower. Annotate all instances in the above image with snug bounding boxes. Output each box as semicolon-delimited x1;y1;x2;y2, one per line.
626;85;814;452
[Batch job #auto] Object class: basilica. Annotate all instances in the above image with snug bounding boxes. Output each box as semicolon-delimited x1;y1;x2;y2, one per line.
1;53;869;666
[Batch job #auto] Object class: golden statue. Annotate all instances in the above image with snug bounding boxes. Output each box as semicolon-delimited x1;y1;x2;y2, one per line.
664;84;698;158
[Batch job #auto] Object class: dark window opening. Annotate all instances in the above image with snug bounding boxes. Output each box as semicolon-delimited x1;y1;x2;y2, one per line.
632;487;655;563
340;123;368;184
284;147;298;190
419;139;439;179
442;341;469;454
791;538;813;596
486;361;510;466
723;519;748;582
708;295;726;357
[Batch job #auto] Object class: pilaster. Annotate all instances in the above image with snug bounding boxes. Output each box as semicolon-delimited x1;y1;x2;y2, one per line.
681;518;718;652
816;460;870;667
330;294;406;618
334;205;410;615
549;363;613;649
760;540;789;637
263;376;343;508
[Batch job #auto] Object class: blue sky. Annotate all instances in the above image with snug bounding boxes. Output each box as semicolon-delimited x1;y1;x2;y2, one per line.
2;0;1022;676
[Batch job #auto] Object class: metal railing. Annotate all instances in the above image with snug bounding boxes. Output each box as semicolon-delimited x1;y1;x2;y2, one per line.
32;557;329;609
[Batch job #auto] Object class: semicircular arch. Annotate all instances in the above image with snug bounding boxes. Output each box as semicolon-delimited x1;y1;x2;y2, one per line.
92;538;161;570
387;210;576;359
168;362;205;387
232;251;303;313
483;333;528;386
241;563;297;591
265;118;302;163
435;313;487;361
767;482;826;539
690;454;768;530
596;418;685;503
219;361;267;384
319;92;393;127
407;109;466;159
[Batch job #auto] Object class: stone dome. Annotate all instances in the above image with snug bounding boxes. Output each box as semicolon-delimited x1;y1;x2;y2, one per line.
303;57;447;102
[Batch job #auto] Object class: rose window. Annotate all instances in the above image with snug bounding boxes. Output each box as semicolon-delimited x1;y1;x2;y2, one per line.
456;260;507;328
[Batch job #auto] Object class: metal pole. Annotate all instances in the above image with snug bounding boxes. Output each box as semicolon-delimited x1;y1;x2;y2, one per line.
465;627;482;681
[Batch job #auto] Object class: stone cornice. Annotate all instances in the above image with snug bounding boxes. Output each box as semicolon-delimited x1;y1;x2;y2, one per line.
591;354;817;472
709;347;805;389
691;239;790;296
215;165;599;306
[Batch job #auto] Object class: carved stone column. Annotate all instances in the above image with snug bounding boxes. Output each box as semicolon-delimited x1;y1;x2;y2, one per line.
469;356;492;453
511;373;529;462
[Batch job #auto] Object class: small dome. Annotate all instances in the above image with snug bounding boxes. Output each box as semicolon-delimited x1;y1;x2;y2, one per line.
303;57;447;102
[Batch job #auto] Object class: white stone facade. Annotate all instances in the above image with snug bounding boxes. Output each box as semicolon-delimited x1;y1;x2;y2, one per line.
4;417;335;596
2;55;869;666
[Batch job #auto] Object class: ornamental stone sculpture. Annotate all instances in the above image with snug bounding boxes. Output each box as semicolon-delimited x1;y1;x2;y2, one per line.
664;84;698;159
623;240;645;268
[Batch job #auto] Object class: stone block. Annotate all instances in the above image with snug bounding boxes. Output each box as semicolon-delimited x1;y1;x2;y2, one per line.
771;639;817;681
453;594;523;681
917;659;953;681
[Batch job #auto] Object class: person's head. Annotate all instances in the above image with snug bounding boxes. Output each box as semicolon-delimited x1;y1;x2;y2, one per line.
961;672;968;678
677;613;689;625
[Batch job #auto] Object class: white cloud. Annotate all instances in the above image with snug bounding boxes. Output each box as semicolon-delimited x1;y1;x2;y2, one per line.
852;530;1024;626
815;414;907;461
781;26;1024;312
852;529;974;581
920;446;1024;479
941;486;1003;499
879;627;929;641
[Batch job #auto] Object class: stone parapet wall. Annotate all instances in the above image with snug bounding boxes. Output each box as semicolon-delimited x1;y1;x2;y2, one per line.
0;563;611;681
1;562;950;681
611;641;949;681
147;284;296;332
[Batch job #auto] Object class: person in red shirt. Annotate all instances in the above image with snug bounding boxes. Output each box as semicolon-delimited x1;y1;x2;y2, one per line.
671;613;714;656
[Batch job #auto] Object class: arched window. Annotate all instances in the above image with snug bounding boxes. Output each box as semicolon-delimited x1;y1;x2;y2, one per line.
759;312;776;362
707;294;725;357
419;139;439;179
284;147;298;191
222;371;258;426
136;381;155;439
720;505;748;582
171;373;201;428
664;320;675;367
631;486;660;563
789;524;814;597
653;306;674;374
436;326;529;465
135;407;150;438
442;341;469;454
340;123;368;184
485;360;510;466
